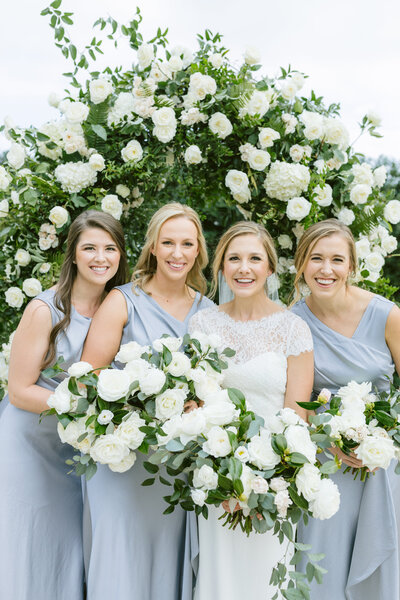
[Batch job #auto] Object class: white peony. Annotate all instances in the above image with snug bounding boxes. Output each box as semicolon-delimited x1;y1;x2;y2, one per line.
109;451;137;473
184;145;202;165
264;161;310;201
364;252;385;273
155;388;186;421
67;361;93;378
89;78;113;104
22;278;42;298
309;479;340;520
7;143;26;169
97;369;131;402
247;148;271;171
15;249;31;267
202;426;231;457
138;367;166;396
285;424;316;463
314;184;333;207
121;140;143;163
5;286;24;308
286;197;311;221
101;194;122;220
49;206;69;228
248;430;280;470
337;208;355;226
258;127;280;149
115;412;146;450
243;46;261;65
350;184;371;205
90;434;130;465
193;465;218;490
209;112;233;139
384;200;400;225
295;463;322;501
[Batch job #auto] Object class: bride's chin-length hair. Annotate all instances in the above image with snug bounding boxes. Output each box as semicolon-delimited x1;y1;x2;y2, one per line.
292;218;357;304
210;221;278;298
131;202;208;294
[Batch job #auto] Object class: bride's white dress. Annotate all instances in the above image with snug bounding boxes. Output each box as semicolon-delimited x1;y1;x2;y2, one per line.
188;306;313;600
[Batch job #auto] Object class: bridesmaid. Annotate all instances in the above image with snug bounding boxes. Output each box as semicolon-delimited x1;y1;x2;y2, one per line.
0;210;127;600
81;202;213;600
291;218;400;600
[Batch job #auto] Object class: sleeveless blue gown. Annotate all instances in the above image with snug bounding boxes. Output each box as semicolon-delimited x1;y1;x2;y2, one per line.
292;295;399;600
0;289;89;599
85;285;213;600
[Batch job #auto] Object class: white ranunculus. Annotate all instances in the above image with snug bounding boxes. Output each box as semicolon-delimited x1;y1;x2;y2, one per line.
109;451;137;472
15;249;31;267
115;412;146;450
350;184;371;205
155;388;186;421
381;235;397;254
286;197;311;221
309;479;340;520
202;426;231;457
373;165;387;188
89;153;105;171
97;369;131;402
355;237;371;259
203;401;238;427
295;463;322;501
285;424;316;463
274;489;292;518
264;161;310;201
90;434;130;465
101;194;122;220
137;43;155;69
258;127;280;149
22;278;42;298
209;112;233;139
351;163;374;186
89;78;113;104
5;286;24;308
193;464;218;490
115;341;146;364
247;148;271;171
337;208;355;226
244;45;261;65
184;145;202;165
234;446;250;463
7;143;25;169
67;361;93;378
47;379;74;414
277;234;293;250
384;200;400;225
138;367;166;395
121;140;143;163
166;352;191;377
65;101;90;124
98;410;114;425
314;184;333;207
364;252;385;273
49;206;69;228
248;430;280;470
251;476;269;494
209;53;223;68
0;166;12;191
191;488;206;506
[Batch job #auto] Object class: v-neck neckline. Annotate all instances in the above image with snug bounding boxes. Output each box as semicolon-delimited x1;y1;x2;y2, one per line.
139;287;199;324
303;296;376;340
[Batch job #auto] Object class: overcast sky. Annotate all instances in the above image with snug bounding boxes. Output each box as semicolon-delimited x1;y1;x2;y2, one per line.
1;0;399;159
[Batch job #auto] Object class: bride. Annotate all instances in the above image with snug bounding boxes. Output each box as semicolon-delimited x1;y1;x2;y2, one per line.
188;221;314;599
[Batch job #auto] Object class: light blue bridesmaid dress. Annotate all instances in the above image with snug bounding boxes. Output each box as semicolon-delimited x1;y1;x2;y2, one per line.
0;289;89;599
292;295;399;600
85;284;213;600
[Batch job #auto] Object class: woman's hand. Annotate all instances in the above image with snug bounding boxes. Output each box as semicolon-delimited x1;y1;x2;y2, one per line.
222;500;241;513
328;446;364;469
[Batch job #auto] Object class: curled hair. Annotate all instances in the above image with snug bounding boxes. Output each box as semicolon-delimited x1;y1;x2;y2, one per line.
131;202;208;294
292;218;357;305
43;210;128;368
210;221;278;298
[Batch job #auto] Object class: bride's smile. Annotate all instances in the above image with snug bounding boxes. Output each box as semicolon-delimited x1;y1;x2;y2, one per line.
223;234;272;299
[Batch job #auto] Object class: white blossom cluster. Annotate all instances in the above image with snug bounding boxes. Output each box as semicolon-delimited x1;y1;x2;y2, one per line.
355;225;398;283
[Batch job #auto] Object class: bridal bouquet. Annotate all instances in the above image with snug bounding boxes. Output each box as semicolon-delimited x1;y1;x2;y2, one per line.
42;332;234;478
299;381;400;480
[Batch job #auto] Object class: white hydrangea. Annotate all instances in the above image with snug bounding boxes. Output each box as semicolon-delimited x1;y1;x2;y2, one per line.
101;194;122;220
264;161;310;201
55;161;97;193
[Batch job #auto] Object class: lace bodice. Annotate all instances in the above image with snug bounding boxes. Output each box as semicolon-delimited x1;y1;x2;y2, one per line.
189;307;313;421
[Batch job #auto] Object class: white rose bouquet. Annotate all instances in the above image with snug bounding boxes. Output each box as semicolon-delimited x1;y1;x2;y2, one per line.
299;381;400;480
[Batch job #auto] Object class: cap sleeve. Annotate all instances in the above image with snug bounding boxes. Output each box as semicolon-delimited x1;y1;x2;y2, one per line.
286;314;313;357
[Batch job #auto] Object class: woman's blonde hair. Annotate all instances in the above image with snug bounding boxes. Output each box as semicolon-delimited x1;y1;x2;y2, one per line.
292;218;357;305
210;221;278;298
131;202;208;294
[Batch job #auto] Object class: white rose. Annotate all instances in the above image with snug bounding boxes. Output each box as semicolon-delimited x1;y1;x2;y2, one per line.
153;336;182;353
351;163;374;186
138;368;166;395
248;430;280;470
234;446;250;463
98;410;114;425
323;117;349;150
337;208;355;226
194;378;222;402
97;369;131;402
48;92;61;108
193;465;218;490
202;426;231;457
269;477;290;492
247;148;271;171
115;184;130;199
180;409;207;444
290;72;305;90
191;488;206;506
101;194;122;220
157;415;182;446
121;140;143;163
279;407;303;426
274;489;292;518
166;352;191;377
244;46;261;65
203;401;238;427
115;341;146;363
7;143;25;169
373;166;387;188
289;144;304;163
90;434;130;465
350;184;371;205
137;43;154;69
225;169;249;194
5;286;24;308
89;153;105;171
89;78;113;104
277;234;293;250
67;361;93;378
153;124;176;143
285;424;316;463
109;451;137;473
47;379;74;414
22;278;42;298
49;206;69;228
124;358;150;383
364;252;385;273
251;476;269;494
168;55;183;72
0;166;11;191
366;110;382;127
384;200;400;225
152;106;176;127
381;235;397;254
209;112;233;139
295;463;322;501
355;238;371;259
0;199;9;217
286;197;311;221
115;412;146;450
309;479;340;520
210;53;223;68
301;111;324;141
365;271;380;283
314;184;333;207
184;145;202;165
57;420;87;449
65;101;90;124
240;90;270;119
258;127;280;149
280;80;297;101
15;249;31;267
155;388;186;421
